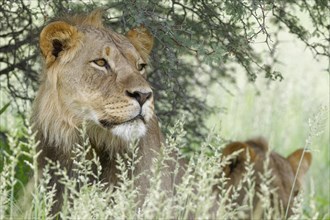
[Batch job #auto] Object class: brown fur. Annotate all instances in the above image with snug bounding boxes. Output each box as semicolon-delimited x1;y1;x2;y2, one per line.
219;138;312;219
32;10;176;214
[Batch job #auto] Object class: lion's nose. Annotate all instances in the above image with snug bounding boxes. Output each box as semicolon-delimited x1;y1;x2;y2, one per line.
126;90;152;106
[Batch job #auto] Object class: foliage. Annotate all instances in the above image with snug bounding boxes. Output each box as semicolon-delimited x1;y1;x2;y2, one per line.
0;0;329;141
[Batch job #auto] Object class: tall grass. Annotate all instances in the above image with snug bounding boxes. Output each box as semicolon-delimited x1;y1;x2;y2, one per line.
0;117;327;219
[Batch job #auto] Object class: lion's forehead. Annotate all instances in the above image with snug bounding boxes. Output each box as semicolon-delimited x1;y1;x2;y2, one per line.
74;27;141;70
80;26;137;55
78;25;124;41
255;151;294;175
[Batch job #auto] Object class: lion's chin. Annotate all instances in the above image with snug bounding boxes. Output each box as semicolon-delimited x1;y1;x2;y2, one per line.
111;120;147;142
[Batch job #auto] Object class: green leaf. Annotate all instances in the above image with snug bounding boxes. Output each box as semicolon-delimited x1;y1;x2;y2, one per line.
0;102;10;115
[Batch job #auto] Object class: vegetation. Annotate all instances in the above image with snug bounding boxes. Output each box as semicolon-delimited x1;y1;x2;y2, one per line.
0;119;326;219
0;0;329;219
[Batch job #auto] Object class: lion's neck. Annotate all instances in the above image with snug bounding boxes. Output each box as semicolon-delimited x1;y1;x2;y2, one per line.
32;85;80;151
32;86;112;152
33;87;171;201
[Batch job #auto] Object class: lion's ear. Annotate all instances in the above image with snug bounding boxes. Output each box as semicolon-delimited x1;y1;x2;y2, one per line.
287;149;312;181
223;142;256;161
126;25;154;61
222;142;256;175
39;21;82;66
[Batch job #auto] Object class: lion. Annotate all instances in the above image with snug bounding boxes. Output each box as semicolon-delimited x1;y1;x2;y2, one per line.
31;9;180;214
218;138;312;219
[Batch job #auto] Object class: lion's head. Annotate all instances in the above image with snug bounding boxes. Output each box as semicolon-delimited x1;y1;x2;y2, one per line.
220;138;312;218
33;10;158;148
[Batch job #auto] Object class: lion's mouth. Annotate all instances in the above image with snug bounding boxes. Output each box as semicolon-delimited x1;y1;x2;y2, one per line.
99;114;145;128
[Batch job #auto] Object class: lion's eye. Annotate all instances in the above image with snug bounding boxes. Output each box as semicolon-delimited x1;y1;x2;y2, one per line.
137;63;147;71
92;58;109;68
